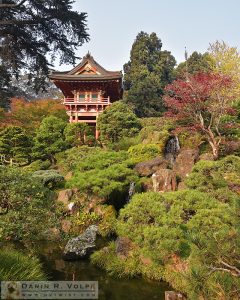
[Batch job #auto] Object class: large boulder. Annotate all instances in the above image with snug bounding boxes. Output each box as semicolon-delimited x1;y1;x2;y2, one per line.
152;169;177;192
173;149;199;180
63;225;98;260
135;156;168;177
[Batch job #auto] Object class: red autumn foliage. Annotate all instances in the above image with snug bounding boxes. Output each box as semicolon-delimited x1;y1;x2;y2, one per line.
163;72;238;159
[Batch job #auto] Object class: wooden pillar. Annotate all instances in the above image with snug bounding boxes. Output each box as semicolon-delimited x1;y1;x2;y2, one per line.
95;128;100;140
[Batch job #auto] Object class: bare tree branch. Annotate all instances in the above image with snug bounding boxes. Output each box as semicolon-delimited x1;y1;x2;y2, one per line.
220;260;240;275
0;17;52;25
208;267;240;277
207;261;240;278
0;0;27;9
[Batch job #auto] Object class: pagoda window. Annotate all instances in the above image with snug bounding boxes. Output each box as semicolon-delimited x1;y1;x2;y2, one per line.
79;93;85;101
92;92;98;101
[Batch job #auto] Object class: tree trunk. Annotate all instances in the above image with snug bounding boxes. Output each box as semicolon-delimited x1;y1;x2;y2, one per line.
208;140;219;160
49;155;57;165
206;130;220;160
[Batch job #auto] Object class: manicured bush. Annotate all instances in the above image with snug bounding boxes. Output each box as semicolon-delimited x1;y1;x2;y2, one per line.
97;101;141;144
56;146;100;173
32;170;65;188
91;241;141;278
24;159;51;172
186;155;240;204
128;143;161;163
67;150;139;202
93;190;239;299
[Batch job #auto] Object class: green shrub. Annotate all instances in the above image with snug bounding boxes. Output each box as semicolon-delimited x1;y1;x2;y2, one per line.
97;101;141;144
128;143;161;164
32;170;65;188
186;155;240;203
98;205;117;237
67;163;138;200
91;242;141;278
24;159;51;172
139;117;174;145
69;205;117;237
56;146;100;173
109;136;141;151
74;150;128;172
94;190;239;299
67;150;139;201
0;166;59;241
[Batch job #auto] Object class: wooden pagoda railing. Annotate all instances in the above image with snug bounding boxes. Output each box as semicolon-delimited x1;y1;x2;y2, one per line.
63;97;110;104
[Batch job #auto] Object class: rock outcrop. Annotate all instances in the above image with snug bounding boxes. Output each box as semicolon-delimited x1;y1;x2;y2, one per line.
57;189;74;205
173;149;199;179
171;149;199;190
152;169;177;192
135;156;168;177
63;225;98;260
57;189;79;213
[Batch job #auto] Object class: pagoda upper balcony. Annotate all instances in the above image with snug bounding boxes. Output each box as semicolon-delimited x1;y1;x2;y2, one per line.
63;96;111;105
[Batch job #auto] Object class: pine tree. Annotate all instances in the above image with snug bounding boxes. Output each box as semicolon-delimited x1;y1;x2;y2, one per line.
123;32;176;117
0;126;32;165
174;51;214;79
0;0;89;108
33;116;67;164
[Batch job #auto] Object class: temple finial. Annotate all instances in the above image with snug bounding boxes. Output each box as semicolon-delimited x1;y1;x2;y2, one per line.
86;51;91;58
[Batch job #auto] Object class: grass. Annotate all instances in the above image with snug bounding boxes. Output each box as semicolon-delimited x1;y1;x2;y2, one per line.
0;248;47;280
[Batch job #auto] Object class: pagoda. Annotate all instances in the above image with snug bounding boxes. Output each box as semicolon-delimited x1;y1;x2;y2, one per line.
49;53;123;138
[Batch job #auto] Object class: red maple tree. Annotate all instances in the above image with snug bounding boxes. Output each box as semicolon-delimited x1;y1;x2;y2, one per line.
163;72;237;159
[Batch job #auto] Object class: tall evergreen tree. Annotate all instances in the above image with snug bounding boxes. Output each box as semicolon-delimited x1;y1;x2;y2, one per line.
123;32;176;117
0;0;89;108
174;51;214;79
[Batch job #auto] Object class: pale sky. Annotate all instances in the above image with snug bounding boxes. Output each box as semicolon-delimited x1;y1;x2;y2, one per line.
57;0;240;72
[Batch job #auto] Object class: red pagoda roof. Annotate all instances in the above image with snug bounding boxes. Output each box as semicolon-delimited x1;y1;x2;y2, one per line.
49;52;122;82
